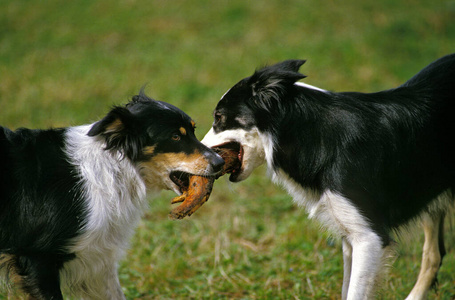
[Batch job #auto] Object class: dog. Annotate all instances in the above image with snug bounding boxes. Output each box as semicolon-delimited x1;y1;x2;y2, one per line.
202;54;455;299
0;92;224;299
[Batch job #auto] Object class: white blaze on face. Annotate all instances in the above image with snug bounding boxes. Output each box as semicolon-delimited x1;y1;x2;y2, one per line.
202;127;266;181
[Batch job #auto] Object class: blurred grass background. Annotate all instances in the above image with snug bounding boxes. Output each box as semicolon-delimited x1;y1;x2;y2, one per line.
1;0;455;299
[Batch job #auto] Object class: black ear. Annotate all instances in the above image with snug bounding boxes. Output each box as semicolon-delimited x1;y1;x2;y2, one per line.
270;59;307;73
249;59;307;106
87;107;142;160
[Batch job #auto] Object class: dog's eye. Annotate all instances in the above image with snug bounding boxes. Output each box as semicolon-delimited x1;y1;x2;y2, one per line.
172;134;181;141
214;112;223;124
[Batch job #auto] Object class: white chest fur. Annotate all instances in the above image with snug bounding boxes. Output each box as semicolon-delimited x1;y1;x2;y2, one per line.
60;125;148;297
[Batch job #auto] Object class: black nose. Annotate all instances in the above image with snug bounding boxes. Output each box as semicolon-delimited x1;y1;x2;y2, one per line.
208;151;225;173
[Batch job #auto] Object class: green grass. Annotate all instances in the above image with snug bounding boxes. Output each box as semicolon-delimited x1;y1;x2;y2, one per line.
1;0;455;299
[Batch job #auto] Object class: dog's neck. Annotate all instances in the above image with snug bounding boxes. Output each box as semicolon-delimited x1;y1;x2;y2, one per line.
65;125;148;216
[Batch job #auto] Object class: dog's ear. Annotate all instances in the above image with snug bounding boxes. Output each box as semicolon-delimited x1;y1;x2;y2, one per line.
269;59;307;73
87;106;142;160
249;59;306;107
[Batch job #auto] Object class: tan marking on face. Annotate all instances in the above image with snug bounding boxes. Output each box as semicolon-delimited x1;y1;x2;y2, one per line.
105;118;123;133
191;120;196;128
143;145;156;156
179;127;187;135
138;151;210;189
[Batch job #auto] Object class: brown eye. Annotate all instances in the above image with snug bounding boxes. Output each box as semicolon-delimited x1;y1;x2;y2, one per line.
172;134;181;141
214;112;222;124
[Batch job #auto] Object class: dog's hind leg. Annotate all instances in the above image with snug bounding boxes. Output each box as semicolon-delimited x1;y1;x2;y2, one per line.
341;238;352;300
14;255;64;300
405;212;445;300
437;213;446;267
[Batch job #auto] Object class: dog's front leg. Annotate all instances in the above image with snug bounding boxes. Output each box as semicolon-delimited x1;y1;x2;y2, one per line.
73;261;126;300
342;238;353;300
97;267;126;300
345;233;384;300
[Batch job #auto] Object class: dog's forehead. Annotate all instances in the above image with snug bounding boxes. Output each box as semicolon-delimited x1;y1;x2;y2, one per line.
126;100;196;137
156;100;181;112
214;85;256;131
218;80;251;108
159;109;195;130
145;101;193;124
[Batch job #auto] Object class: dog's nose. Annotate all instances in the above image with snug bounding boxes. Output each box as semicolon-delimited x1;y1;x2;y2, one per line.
208;151;225;173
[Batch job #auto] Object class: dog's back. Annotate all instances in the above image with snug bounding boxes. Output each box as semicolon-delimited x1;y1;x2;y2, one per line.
201;54;455;299
0;127;87;256
1;93;225;299
401;53;455;191
403;53;455;95
0;127;13;199
335;54;455;229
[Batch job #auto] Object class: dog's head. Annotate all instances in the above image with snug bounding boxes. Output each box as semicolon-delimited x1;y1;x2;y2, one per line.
88;92;224;194
202;60;306;182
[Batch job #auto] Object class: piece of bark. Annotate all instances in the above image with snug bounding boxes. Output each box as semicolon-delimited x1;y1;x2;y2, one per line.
169;147;240;219
213;147;241;179
169;175;214;219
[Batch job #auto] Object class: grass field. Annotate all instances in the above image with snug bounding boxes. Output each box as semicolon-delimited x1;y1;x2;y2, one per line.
1;0;455;299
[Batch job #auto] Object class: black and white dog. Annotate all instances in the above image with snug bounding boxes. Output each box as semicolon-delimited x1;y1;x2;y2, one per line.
0;92;224;299
202;54;455;299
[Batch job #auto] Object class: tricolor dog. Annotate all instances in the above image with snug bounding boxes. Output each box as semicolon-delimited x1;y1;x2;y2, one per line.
202;55;455;299
0;92;224;299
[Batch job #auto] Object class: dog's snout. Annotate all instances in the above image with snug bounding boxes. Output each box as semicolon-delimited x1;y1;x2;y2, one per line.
208;151;225;173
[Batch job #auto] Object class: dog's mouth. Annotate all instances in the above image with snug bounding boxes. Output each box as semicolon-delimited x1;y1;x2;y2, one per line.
212;142;243;181
170;171;191;194
167;142;243;219
169;142;243;192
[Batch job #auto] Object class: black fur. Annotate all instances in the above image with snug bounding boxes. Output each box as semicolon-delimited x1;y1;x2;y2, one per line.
1;92;223;299
0;128;87;254
0;128;85;299
213;55;455;244
88;92;214;161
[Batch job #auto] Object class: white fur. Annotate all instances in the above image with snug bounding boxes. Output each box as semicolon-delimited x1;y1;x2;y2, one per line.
203;115;454;299
405;194;452;300
264;163;391;300
202;127;266;181
405;213;442;300
220;87;232;100
294;81;327;93
342;239;353;300
345;234;385;300
61;125;149;299
202;125;393;299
